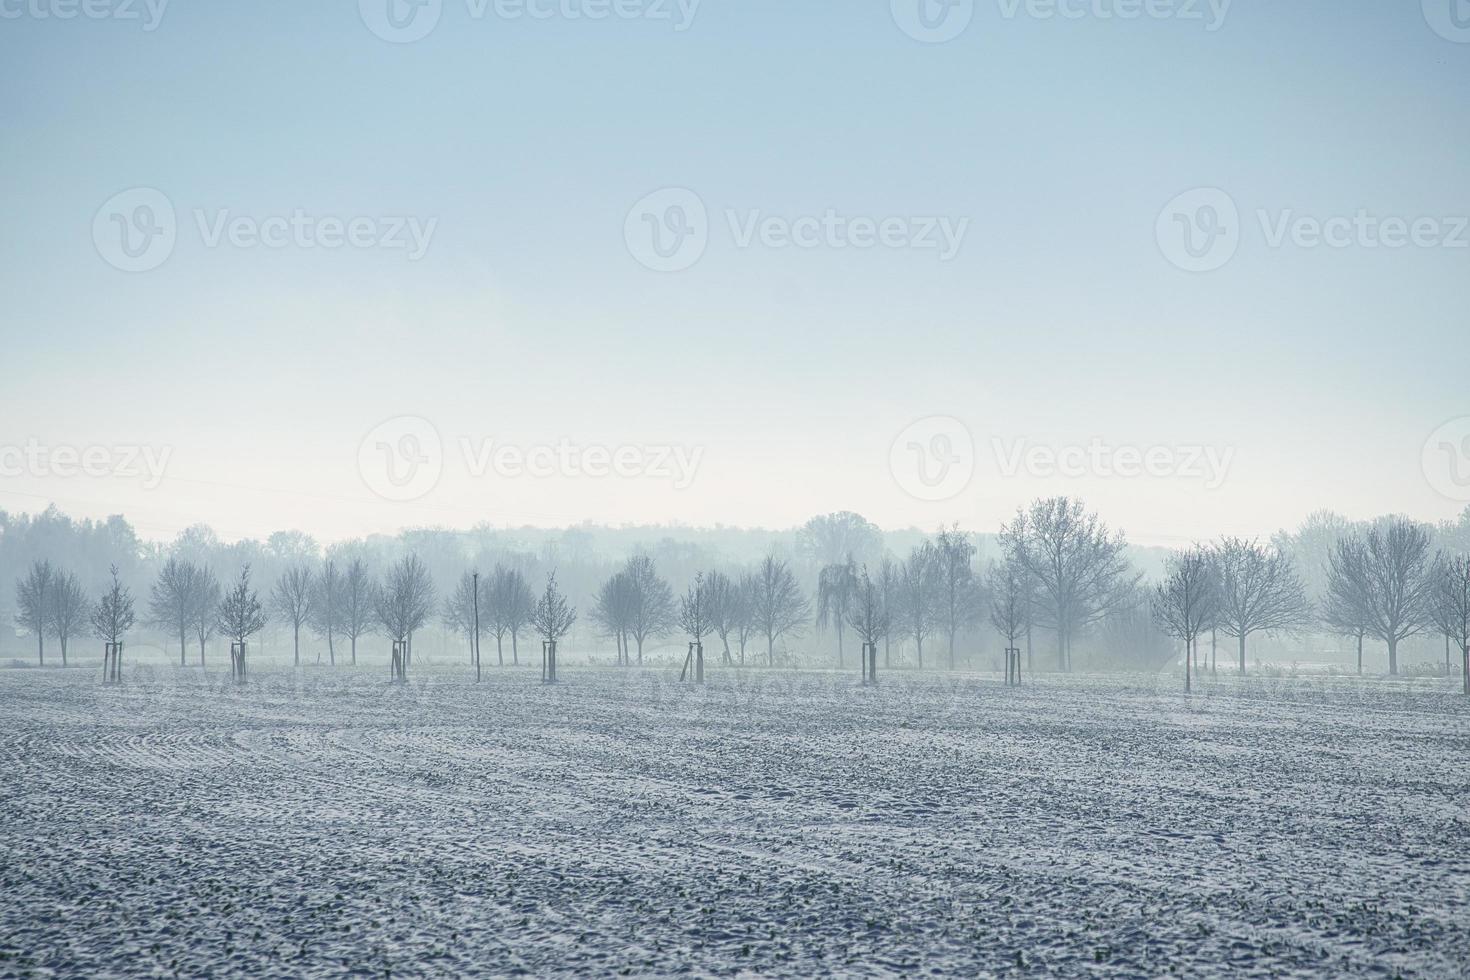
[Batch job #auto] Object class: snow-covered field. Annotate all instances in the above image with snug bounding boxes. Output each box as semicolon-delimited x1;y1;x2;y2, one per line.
2;662;1467;977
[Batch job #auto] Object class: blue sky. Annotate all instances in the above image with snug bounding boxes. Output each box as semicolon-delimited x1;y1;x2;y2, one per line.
1;0;1467;545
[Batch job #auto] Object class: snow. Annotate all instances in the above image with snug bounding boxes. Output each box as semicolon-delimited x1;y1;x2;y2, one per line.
1;663;1467;976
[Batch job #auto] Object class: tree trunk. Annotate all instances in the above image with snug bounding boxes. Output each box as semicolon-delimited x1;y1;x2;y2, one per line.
180;627;187;667
837;622;844;669
1185;637;1192;692
293;623;300;666
1388;636;1398;676
720;634;732;665
496;634;504;666
60;635;68;668
37;632;43;667
199;635;206;666
328;629;335;666
511;630;519;666
917;636;924;670
351;634;358;666
1238;633;1246;675
767;631;775;667
1356;632;1363;675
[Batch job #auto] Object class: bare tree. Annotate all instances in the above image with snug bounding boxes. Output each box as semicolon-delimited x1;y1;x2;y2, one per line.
846;565;889;684
90;564;136;645
624;555;675;665
877;556;899;668
986;558;1034;677
703;570;743;666
500;567;536;666
445;571;483;665
271;564;315;667
217;566;267;644
1431;553;1470;695
310;560;345;666
376;555;435;680
15;559;55;665
1001;497;1137;672
51;571;88;668
734;571;760;665
534;572;577;683
192;566;221;666
1323;536;1373;675
340;558;374;667
1152;546;1217;692
1358;518;1435;676
898;542;941;669
934;524;980;669
1212;537;1311;674
151;557;203;667
749;555;810;666
677;572;715;682
591;571;636;666
816;557;859;668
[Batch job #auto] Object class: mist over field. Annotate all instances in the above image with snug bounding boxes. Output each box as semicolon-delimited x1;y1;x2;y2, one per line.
3;0;1469;976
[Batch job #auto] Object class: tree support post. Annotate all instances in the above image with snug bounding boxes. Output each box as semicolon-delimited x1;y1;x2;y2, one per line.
230;641;247;684
391;639;407;684
102;642;123;685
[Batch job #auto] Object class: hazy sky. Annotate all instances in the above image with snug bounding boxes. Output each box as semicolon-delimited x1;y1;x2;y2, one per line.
1;0;1467;547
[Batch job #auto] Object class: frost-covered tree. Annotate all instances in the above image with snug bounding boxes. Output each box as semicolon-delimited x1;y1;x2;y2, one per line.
340;558;375;667
271;563;315;667
1001;497;1137;672
898;542;941;669
1323;536;1374;675
376;555;435;677
591;571;636;666
796;511;881;568
15;559;55;665
703;570;744;666
1358;519;1435;676
1152;547;1217;692
816;557;859;668
192;566;221;666
624;555;675;665
310;559;345;666
533;572;577;683
50;571;88;668
1212;537;1311;674
150;556;203;667
217;566;267;647
846;565;889;683
934;524;980;670
986;558;1034;660
1430;553;1470;695
749;555;809;666
90;564;136;646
